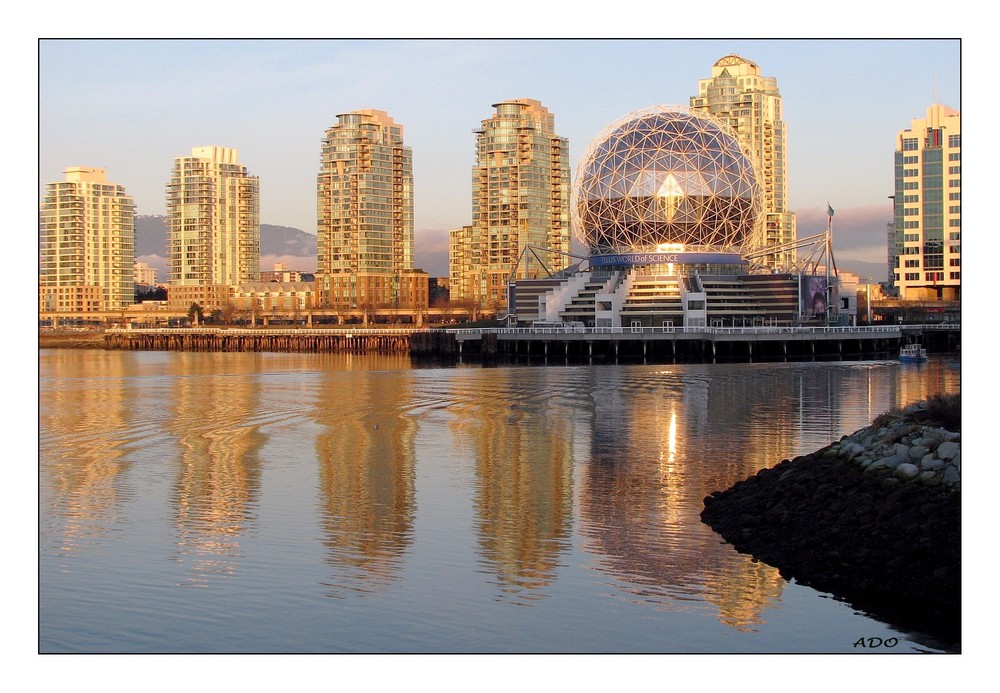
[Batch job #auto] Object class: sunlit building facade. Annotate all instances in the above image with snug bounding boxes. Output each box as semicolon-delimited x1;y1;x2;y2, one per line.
448;224;480;305
39;166;136;312
690;55;796;270
316;109;416;310
452;99;570;309
892;104;960;300
166;146;260;287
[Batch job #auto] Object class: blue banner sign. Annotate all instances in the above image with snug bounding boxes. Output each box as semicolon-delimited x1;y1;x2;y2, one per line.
590;251;745;267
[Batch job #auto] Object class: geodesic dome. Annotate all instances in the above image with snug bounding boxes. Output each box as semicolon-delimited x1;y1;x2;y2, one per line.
572;105;762;254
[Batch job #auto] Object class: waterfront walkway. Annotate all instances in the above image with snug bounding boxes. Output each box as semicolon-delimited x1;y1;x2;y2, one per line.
97;323;959;360
441;324;958;361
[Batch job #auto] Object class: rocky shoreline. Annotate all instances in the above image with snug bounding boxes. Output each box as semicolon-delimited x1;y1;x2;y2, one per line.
701;394;961;647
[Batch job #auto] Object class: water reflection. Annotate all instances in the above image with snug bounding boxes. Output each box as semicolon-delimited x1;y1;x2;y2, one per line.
39;351;961;652
167;353;266;587
313;368;417;597
447;369;575;603
39;351;143;558
576;362;958;632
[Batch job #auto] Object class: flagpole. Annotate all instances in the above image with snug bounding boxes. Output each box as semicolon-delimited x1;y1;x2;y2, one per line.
826;203;834;324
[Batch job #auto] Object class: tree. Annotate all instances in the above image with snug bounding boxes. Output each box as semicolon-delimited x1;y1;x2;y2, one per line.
187;302;204;326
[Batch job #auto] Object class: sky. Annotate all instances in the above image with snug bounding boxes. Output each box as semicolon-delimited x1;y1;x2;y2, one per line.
38;38;961;280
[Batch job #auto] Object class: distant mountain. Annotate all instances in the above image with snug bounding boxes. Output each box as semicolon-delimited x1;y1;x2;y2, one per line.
135;215;316;258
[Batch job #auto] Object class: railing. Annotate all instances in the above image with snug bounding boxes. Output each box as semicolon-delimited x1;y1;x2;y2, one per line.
446;324;939;338
106;326;420;336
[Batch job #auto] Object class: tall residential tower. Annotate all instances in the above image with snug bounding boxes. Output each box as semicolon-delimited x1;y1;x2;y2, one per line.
166;146;260;287
39;166;135;313
316;109;420;312
451;99;570;309
690;55;796;270
892;104;960;300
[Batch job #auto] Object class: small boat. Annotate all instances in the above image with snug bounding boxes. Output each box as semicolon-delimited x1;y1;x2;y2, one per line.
899;344;928;363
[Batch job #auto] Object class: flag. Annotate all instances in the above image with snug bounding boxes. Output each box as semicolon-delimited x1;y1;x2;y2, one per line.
827;203;835;218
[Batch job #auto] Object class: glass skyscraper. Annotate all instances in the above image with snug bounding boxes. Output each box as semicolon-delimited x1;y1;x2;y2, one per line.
166;146;260;287
316;109;415;311
892;104;960;300
690;55;796;271
452;99;570;309
39;166;135;313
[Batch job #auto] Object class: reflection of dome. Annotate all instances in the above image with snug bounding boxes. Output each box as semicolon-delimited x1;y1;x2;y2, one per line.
572;105;762;254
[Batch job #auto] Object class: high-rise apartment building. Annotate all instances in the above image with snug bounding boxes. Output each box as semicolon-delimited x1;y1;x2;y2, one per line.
690;55;796;270
316;109;417;310
892;104;960;300
166;146;260;287
39;166;135;313
451;99;570;309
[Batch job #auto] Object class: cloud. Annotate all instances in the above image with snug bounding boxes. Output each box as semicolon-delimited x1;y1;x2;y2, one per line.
414;228;450;277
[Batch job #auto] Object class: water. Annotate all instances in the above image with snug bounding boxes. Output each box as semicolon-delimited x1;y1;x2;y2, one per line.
38;349;960;653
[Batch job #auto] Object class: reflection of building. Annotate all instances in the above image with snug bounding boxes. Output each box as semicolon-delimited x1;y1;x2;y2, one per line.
448;370;573;600
314;368;416;595
39;351;135;552
166;146;260;287
168;353;265;585
39;166;136;312
690;55;797;270
316;110;421;312
450;99;571;309
579;366;792;630
892;104;961;300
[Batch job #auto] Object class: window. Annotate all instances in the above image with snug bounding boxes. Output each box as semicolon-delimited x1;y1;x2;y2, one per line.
948;134;961;147
902;137;919;151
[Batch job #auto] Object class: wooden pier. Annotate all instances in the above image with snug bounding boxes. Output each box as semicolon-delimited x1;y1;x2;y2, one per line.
104;327;415;354
86;323;961;363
